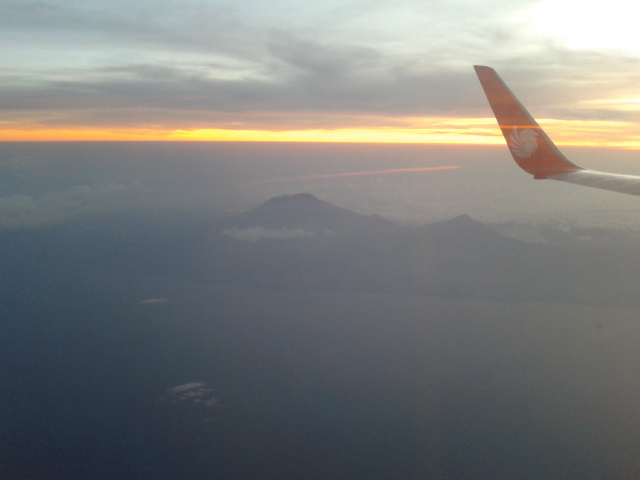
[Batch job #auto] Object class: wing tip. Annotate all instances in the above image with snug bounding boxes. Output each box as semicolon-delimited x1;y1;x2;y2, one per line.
473;64;583;178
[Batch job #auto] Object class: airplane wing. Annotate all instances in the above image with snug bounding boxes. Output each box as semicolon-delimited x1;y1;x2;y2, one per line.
474;65;640;196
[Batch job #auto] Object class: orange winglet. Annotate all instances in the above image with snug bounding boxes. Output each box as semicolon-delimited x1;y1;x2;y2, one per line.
474;65;583;178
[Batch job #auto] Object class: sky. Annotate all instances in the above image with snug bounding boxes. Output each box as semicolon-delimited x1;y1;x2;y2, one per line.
4;0;640;145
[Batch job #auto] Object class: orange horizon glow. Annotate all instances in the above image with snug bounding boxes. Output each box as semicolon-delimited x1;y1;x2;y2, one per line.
0;126;505;144
2;118;640;147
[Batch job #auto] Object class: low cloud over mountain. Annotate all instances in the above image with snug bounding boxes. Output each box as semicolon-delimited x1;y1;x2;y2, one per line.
8;192;640;307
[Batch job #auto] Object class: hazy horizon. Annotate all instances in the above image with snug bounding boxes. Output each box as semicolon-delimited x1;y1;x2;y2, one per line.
3;142;640;231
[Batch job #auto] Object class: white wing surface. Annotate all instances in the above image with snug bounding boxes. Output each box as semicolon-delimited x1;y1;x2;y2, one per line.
474;65;640;196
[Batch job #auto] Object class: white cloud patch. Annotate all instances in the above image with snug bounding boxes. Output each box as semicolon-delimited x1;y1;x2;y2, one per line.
139;297;169;305
159;382;221;423
223;226;318;242
163;382;219;407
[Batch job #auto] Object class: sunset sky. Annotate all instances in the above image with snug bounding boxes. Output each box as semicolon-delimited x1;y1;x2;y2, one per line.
4;0;640;145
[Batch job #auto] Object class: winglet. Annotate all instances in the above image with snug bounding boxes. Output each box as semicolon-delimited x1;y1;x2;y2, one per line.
474;65;583;179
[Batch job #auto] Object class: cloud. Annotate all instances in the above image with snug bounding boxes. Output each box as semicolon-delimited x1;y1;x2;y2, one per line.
5;48;638;134
223;226;319;242
161;382;220;409
267;30;383;82
159;382;221;422
0;181;146;230
139;298;169;305
167;382;212;397
4;0;640;135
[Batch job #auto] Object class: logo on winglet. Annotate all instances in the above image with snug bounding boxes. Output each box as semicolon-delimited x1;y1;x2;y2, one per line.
509;128;538;158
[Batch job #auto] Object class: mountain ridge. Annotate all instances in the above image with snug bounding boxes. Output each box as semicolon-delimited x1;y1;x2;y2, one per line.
7;193;640;306
222;193;394;233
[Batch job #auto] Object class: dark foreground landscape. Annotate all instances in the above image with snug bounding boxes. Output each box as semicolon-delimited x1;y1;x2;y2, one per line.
3;193;640;479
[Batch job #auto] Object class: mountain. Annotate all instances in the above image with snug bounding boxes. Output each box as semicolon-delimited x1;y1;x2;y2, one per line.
203;195;640;305
221;193;394;233
7;193;640;306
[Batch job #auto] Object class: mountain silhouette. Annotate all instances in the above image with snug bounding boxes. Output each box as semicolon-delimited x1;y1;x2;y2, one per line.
10;193;640;306
213;196;640;304
222;193;393;233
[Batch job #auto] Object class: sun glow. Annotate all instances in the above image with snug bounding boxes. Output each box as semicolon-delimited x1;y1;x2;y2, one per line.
2;118;640;147
532;0;640;53
169;126;504;144
0;124;504;144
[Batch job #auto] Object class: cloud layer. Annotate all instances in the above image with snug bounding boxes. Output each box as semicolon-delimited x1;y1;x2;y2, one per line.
4;0;640;135
0;181;145;229
223;226;318;242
